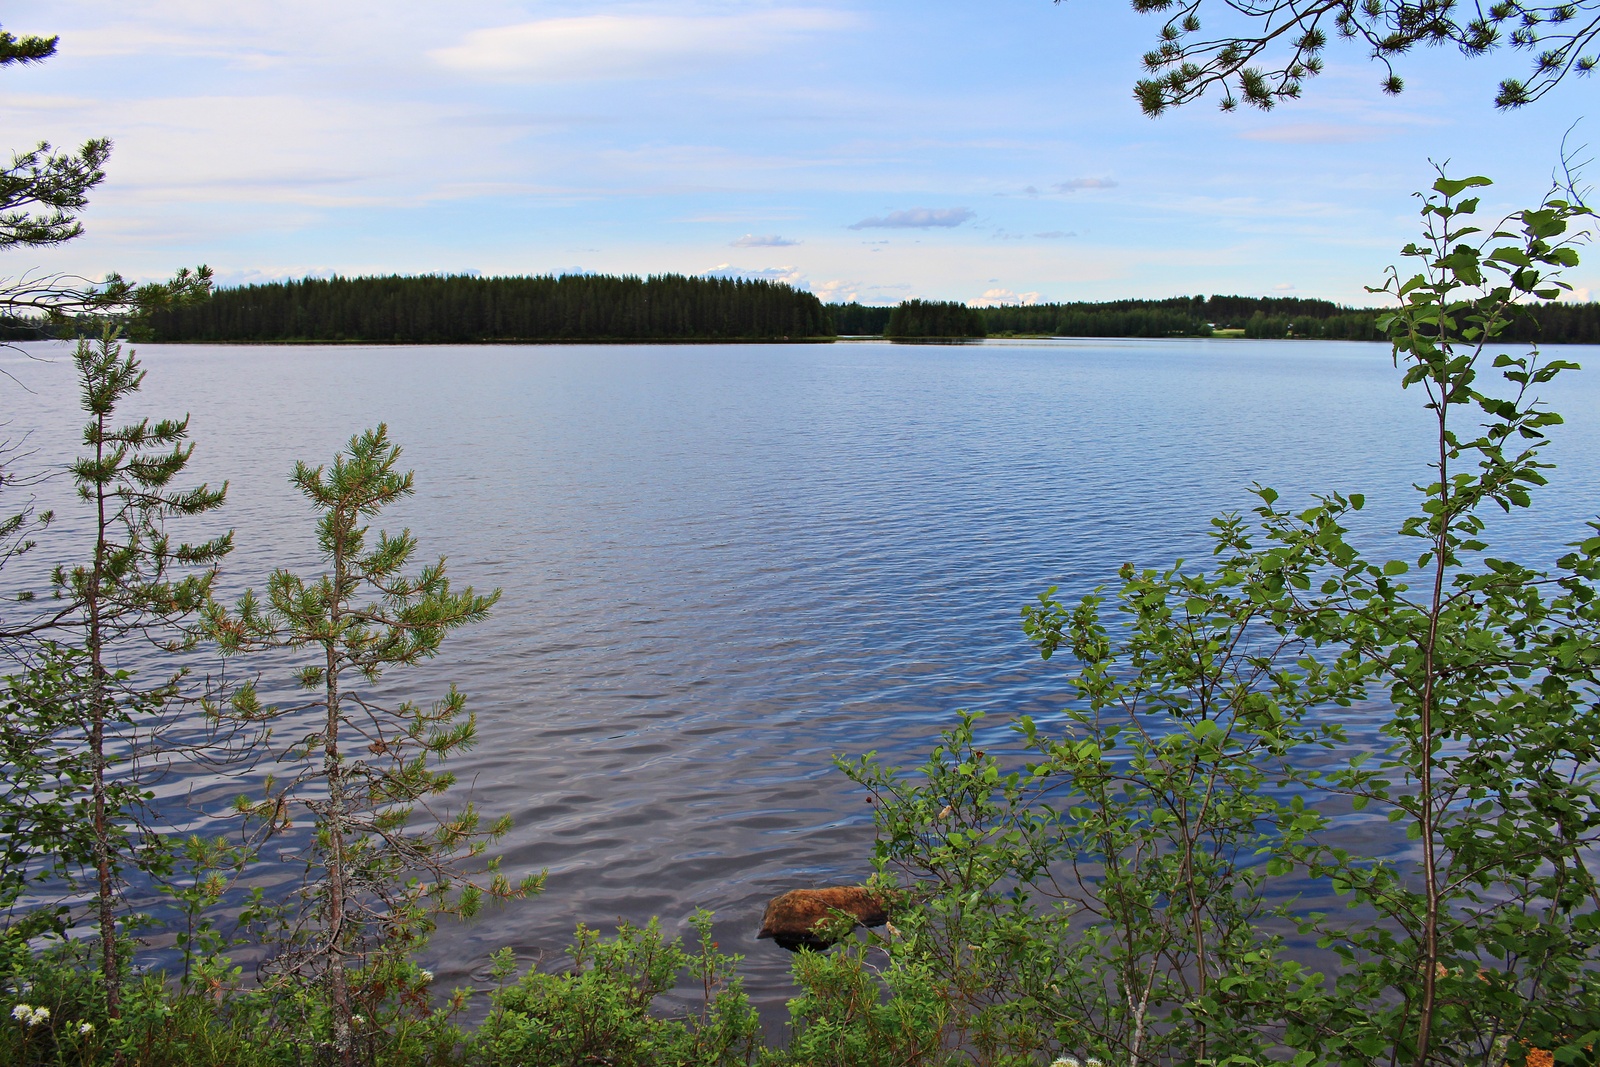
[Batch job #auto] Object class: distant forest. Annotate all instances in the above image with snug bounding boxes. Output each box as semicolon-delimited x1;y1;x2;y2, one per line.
836;295;1600;343
142;273;834;343
884;299;986;339
981;295;1383;340
5;275;1598;344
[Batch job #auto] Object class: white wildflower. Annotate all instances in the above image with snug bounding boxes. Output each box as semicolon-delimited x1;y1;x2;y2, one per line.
1086;1059;1106;1067
78;1022;94;1036
351;1015;364;1026
1051;1058;1082;1067
418;969;434;984
11;1004;48;1027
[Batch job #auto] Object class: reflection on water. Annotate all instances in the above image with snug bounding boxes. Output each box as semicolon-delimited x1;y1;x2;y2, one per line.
2;337;1596;1019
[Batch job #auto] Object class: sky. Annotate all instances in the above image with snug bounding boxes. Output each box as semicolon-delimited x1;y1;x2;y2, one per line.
2;0;1596;307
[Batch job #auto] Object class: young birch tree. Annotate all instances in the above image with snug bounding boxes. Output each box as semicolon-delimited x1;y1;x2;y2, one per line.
845;173;1600;1067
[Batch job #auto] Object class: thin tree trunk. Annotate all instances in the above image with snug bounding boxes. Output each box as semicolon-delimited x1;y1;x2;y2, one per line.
88;408;120;1021
1413;383;1450;1067
325;530;354;1067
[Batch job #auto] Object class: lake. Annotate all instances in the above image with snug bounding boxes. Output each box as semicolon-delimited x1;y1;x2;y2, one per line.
3;337;1598;1020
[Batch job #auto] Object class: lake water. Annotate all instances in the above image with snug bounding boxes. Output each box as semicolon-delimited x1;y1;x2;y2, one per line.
3;337;1598;1021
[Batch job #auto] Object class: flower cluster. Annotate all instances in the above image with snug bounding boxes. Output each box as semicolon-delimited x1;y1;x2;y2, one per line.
11;1003;49;1027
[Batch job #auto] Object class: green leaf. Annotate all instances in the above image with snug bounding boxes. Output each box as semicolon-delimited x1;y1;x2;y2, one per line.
1431;174;1492;197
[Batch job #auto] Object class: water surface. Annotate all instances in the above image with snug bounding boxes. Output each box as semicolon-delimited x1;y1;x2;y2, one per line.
3;337;1597;1017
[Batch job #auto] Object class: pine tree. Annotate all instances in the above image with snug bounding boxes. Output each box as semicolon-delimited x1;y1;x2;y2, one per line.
212;425;538;1065
52;331;232;1018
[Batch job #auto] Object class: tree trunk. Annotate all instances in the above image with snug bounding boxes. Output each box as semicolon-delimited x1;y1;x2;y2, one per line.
324;531;354;1067
88;409;120;1021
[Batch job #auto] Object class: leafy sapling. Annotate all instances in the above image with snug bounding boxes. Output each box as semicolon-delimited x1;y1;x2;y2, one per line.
845;171;1600;1067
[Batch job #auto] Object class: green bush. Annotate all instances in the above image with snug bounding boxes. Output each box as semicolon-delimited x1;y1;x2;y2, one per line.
470;911;759;1067
781;938;955;1067
0;935;480;1067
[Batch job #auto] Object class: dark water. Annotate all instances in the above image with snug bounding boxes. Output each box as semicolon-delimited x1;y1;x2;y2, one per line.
3;337;1598;1019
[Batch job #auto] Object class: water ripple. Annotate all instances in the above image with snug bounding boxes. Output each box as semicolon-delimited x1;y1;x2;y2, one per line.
2;337;1596;1021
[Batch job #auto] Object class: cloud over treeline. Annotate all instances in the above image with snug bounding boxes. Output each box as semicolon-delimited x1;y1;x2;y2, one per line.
701;263;807;287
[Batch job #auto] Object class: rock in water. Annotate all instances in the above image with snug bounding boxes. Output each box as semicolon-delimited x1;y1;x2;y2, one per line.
757;886;890;951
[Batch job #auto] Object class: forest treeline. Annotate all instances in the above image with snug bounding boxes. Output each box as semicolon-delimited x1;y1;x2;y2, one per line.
835;294;1600;342
981;294;1383;339
10;278;1600;344
140;273;834;342
884;299;986;339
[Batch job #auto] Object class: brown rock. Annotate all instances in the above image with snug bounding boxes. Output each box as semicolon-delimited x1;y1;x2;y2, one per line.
757;886;890;951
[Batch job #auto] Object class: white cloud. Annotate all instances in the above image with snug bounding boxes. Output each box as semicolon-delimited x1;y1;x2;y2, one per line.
811;278;860;302
207;266;341;287
849;207;973;230
430;8;853;82
974;287;1039;306
60;25;286;67
701;263;808;287
732;234;799;247
23;93;523;208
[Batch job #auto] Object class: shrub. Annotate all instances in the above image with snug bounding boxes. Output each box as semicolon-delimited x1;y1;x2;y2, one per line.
470;912;759;1067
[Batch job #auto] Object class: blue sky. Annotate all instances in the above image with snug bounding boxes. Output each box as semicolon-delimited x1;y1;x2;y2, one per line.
3;1;1595;306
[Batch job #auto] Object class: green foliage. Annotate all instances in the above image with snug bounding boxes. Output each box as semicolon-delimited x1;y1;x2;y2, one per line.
0;934;473;1067
0;25;59;67
0;645;96;939
470;913;759;1067
989;296;1600;342
0;937;262;1067
0;56;211;328
1114;0;1600;113
36;331;232;1016
842;295;1600;343
1265;171;1600;1065
144;272;833;343
781;939;955;1067
885;300;986;339
842;171;1600;1066
211;424;534;1063
843;701;1325;1066
988;294;1382;340
827;301;896;336
56;332;233;632
0;26;209;613
0;137;109;251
